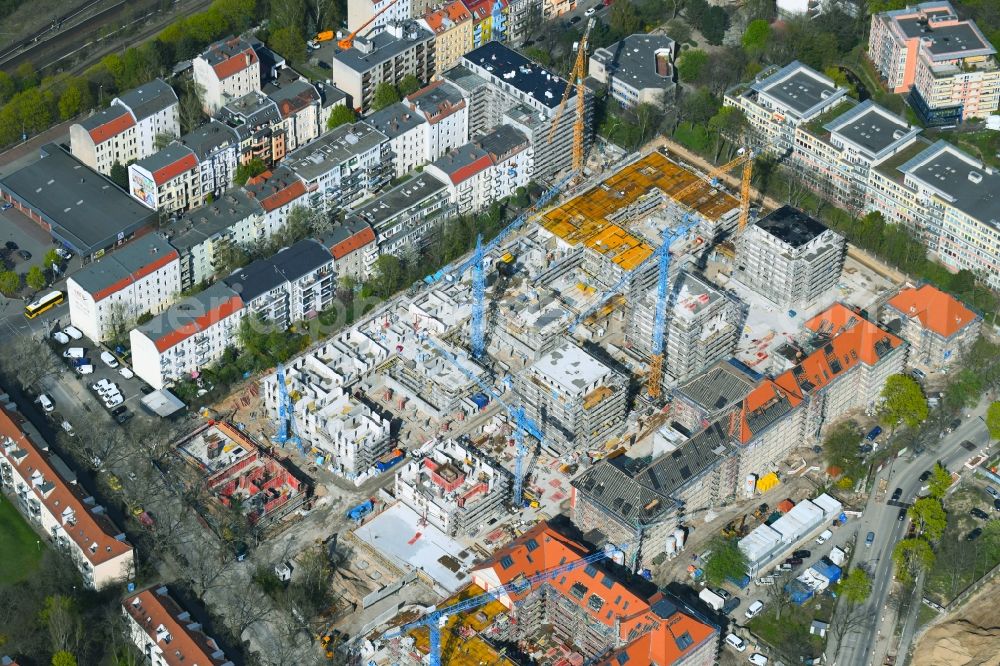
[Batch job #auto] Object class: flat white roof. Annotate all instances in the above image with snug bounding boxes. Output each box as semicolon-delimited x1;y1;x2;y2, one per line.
739;524;783;565
811;493;843;517
771;499;824;543
528;342;613;397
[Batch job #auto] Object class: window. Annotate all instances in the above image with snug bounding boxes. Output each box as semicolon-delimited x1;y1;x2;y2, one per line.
675;631;694;650
499;555;514;570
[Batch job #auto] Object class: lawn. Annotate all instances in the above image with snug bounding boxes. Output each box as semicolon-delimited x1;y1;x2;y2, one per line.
748;601;825;661
0;496;43;584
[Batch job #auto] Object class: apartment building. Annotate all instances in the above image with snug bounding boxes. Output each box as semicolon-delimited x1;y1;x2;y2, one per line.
405;80;470;162
473;523;718;665
0;407;134;589
330;21;435;113
130;282;245;389
790;99;921;213
734;206;846;309
364;102;428;178
670;359;758;436
882;283;981;370
262;69;333;152
394;438;512;537
323;219;378;280
867;139;1000;289
540;0;574;19
502;0;538;46
193;36;262;114
590;34;677;109
869;1;999;125
67;234;181;342
419;1;473;74
461;42;592;180
70;79;180;176
386;337;489;419
424;142;493;213
476;124;531;199
242;166;309;240
628;271;744;385
284;121;391;213
175;120;241;203
514;341;628;454
348;171;451;261
223;239;336;328
218;91;287;166
723;61;849;155
165;187;266;290
128;144;199;214
123;586;233;666
465;0;507;47
261;353;393;478
348;0;412;34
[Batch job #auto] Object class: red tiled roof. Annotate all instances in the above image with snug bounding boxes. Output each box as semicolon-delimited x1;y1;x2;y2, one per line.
886;284;977;339
211;45;258;80
151;152;199;186
92;248;180;302
88;111;136;144
123;587;230;665
153;294;243;352
423;0;472;31
330;225;376;259
449;153;493;185
0;407;133;567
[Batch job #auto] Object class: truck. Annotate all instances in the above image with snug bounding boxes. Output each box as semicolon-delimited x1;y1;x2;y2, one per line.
374;448;405;472
347;499;375;522
698;588;726;612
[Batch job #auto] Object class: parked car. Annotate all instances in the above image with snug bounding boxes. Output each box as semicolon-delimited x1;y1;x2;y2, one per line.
111;405;128;416
745;600;764;620
778;563;793;571
971;508;989;520
140;385;155;395
63;347;85;359
714;588;731;600
919;469;933;481
16;250;30;260
986;486;999;499
62;326;83;340
4;241;16;251
755;576;775;586
55;248;72;260
76;364;93;375
911;367;926;380
946;418;961;433
785;557;803;566
865;531;875;547
37;394;54;412
966;528;983;541
104;394;124;409
816;529;833;545
865;426;882;441
993;498;1000;511
585;5;596;14
100;351;119;368
60;420;75;436
115;410;133;425
722;597;741;615
1;202;11;210
51;331;69;344
725;634;746;652
792;549;811;559
119;367;134;379
569;14;581;22
748;654;769;666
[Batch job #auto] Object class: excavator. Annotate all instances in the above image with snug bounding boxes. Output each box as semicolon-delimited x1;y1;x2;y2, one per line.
312;0;400;50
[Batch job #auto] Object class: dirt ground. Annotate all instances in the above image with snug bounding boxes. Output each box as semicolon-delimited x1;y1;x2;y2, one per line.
912;579;1000;666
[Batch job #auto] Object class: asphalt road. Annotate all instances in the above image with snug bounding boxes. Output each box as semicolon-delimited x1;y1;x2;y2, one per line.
833;397;993;666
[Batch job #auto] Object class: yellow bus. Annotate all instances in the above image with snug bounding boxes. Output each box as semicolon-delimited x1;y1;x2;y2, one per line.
24;290;64;319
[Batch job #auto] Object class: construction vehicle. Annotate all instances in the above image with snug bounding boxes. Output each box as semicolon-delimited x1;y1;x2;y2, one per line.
547;18;595;176
332;0;400;50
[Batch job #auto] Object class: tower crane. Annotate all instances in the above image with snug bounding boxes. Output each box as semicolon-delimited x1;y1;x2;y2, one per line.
381;539;628;666
272;363;303;452
547;18;595;176
470;235;486;358
422;335;541;507
668;148;755;232
325;0;400;50
646;216;698;398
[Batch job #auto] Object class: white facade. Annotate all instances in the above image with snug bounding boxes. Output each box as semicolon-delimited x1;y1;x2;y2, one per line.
348;0;412;34
193;37;262;114
128;146;199;214
67;235;181;342
123;587;233;666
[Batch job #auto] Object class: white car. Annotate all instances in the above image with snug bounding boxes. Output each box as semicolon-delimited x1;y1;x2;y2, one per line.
55;248;73;260
745;600;764;620
100;351;120;368
61;420;75;436
76;364;94;375
748;654;769;666
38;394;54;413
51;331;70;344
91;379;113;392
104;394;124;409
63;347;85;359
62;326;83;340
585;5;596;15
725;634;746;652
119;367;134;379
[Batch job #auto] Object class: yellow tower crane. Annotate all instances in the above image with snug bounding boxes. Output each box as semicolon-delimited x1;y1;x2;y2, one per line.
547;17;596;176
665;148;755;233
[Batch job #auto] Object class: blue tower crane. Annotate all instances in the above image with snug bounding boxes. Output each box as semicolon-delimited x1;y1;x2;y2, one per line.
272;363;303;452
422;335;541;507
381;540;626;666
647;216;697;398
470;234;486;358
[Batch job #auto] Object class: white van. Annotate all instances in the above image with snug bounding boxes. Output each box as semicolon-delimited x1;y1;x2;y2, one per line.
100;351;119;368
815;529;833;545
62;326;83;340
63;347;85;359
745;600;764;619
76;364;94;375
725;633;747;652
37;394;54;412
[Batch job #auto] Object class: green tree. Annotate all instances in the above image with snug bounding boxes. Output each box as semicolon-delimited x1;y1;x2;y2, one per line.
665;19;692;45
15;62;37;90
371;254;404;297
51;652;77;666
0;71;15;103
838;567;871;604
986;401;1000;440
892;538;935;583
327;104;356;130
610;0;642;34
109;161;129;190
822;420;863;478
707;106;746;160
824;67;857;97
742;19;771;55
677;49;709;83
58;79;92;121
678;87;719;126
699;6;729;45
0;270;19;295
868;0;906;12
234;157;267;186
42;249;61;271
269;26;307;64
398;74;421;97
26;265;46;291
703;537;748;585
880;374;928;430
371;83;401;111
908;497;947;541
928;463;952;500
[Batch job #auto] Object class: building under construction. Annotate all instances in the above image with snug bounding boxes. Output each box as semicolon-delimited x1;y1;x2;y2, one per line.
393;437;513;538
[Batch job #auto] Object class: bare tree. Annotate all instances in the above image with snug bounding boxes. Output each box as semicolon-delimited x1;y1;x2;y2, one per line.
40;594;82;654
765;577;793;620
829;604;876;651
106;300;140;343
219;572;273;637
186;539;229;597
4;335;61;389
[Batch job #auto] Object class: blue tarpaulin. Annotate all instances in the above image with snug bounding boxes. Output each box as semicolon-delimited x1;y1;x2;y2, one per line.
811;559;842;585
787;580;814;605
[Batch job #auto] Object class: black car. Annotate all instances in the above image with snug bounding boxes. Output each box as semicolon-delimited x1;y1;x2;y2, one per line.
4;241;17;251
995;498;1000;512
786;557;803;566
891;487;903;501
16;250;30;260
966;528;983;541
792;549;811;559
971;508;989;520
140;385;155;395
569;15;581;22
919;469;933;481
897;508;907;521
111;405;128;416
946;418;961;433
115;410;133;425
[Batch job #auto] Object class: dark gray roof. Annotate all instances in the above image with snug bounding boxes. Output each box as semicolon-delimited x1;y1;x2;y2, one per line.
220;92;280;127
114;79;177;121
463;41;573;109
406;80;465;120
755;206;830;248
825;100;917;159
199;35;255;67
752;61;846;119
223;259;284;303
591;34;676;92
366;102;427;139
673;359;758;415
175;120;239;159
572;459;674;528
270;238;334;282
474;124;529;160
900;140;1000;225
165;188;263;251
135;281;241;345
78;104;132;131
224;239;333;301
895;15;995;57
69;233;176;295
315;81;348;108
349;172;447;230
441;64;488;94
330;22;432;72
0;144;156;254
284;121;387;182
635;425;728;493
263;73;321;117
